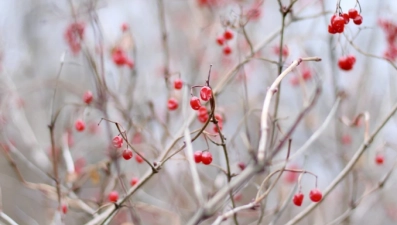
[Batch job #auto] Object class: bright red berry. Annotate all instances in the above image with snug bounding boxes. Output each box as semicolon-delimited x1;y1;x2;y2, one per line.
213;123;223;133
201;152;213;165
375;154;384;165
75;119;85;132
338;55;356;71
342;13;350;24
190;96;201;110
328;24;337;34
223;45;232;55
198;106;207;117
216;35;225;46
293;192;304;206
122;149;133;160
332;16;345;29
108;191;119;202
200;86;212;101
112;136;123;148
167;98;179;111
61;203;68;214
348;9;358;19
83;90;93;104
223;29;234;40
112;49;127;66
130;177;139;186
174;79;183;89
194;151;202;163
309;188;323;202
135;154;144;163
198;113;209;123
353;15;363;25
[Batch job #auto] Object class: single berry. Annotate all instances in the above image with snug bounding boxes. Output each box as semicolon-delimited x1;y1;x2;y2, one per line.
375;154;384;165
214;113;223;122
328;24;337;34
293;192;304;206
332;16;345;29
190;96;201;110
223;45;232;55
309;188;323;202
194;151;202;163
341;134;352;145
174;79;183;89
302;69;312;80
223;29;234;40
238;162;246;170
108;191;119;202
75;119;85;132
213;122;223;133
122;149;133;160
135;154;144;163
342;13;350;24
348;9;358;19
200;86;212;101
198;106;208;117
112;136;123;148
130;177;139;186
353;15;363;25
201;152;213;165
198;113;209;123
121;23;129;32
167;98;179;111
83;90;93;104
216;35;225;46
112;49;127;66
61;203;68;214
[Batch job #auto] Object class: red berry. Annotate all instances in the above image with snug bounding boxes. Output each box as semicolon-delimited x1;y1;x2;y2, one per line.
121;23;129;32
201;152;213;165
75;119;85;132
328;24;337;34
353;15;363;25
216;35;225;46
190;96;201;110
348;9;358;19
223;29;234;40
83;90;93;104
61;203;68;214
223;45;232;55
167;98;179;111
112;136;123;148
130;177;139;186
122;149;133;160
198;114;209;123
112;49;127;66
135;154;144;163
126;59;134;69
302;69;312;80
238;162;246;170
293;192;304;206
213;122;223;133
341;134;352;145
342;13;350;24
200;86;212;101
108;191;119;202
332;16;345;29
194;151;202;163
174;79;183;89
375;154;384;165
214;113;223;122
198;106;207;117
338;55;356;71
309;188;323;202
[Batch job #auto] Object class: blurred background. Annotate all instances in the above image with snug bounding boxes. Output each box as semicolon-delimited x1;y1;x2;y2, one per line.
1;0;397;224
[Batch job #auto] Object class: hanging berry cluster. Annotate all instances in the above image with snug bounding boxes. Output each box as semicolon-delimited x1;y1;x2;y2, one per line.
216;29;234;55
288;170;323;207
328;8;362;34
194;150;213;165
338;55;356;71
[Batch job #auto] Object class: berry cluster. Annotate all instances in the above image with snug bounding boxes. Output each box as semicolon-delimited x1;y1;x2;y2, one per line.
379;19;397;61
338;55;356;71
193;151;213;165
190;85;212;110
197;106;209;123
328;9;362;34
293;188;323;206
112;47;134;69
64;22;85;55
216;29;234;56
